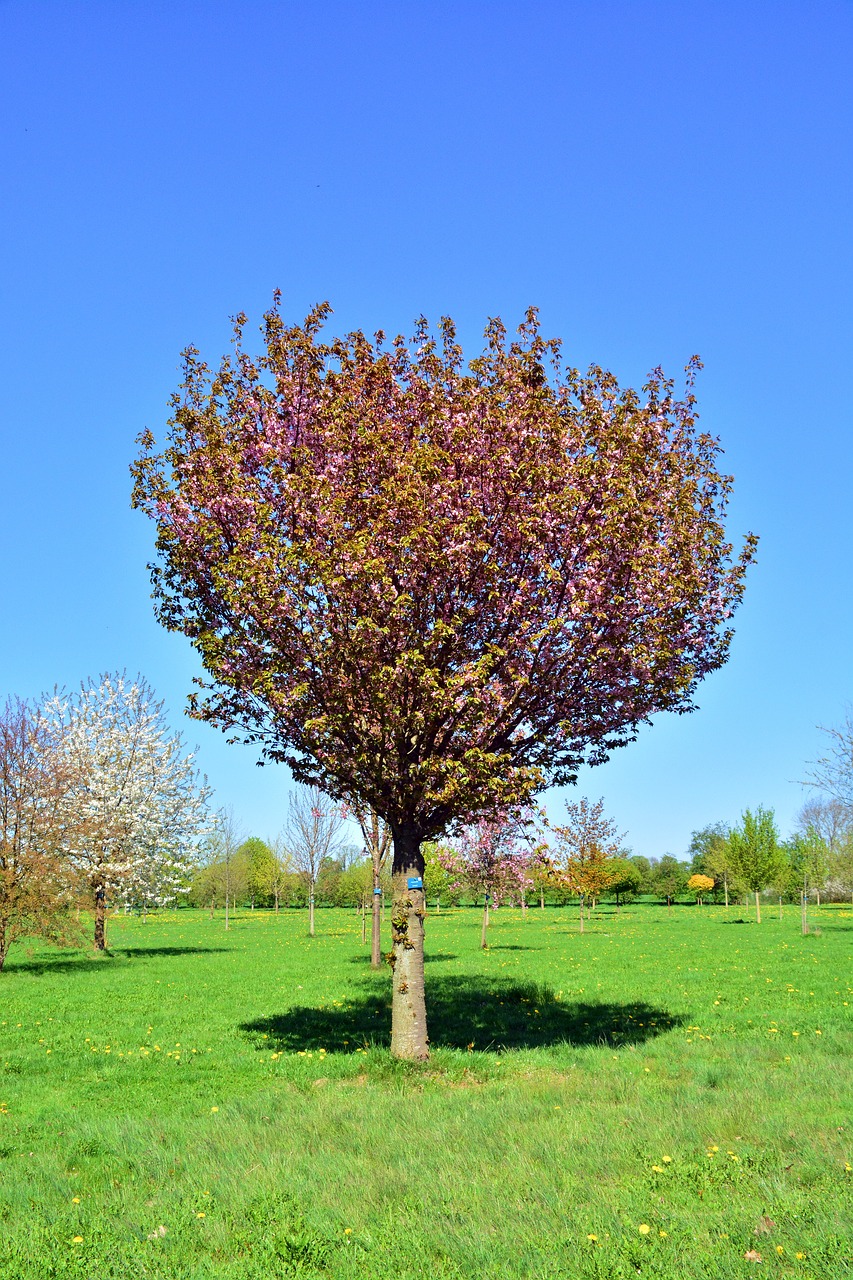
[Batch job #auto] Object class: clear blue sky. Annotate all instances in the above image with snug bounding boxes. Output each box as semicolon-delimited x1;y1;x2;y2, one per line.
2;2;851;858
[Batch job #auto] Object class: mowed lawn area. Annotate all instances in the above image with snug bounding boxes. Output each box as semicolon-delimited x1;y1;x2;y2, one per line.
1;902;850;1279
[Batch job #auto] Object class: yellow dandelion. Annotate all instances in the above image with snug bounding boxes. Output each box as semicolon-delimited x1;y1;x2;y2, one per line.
210;1106;219;1113
586;1234;598;1242
638;1223;651;1235
652;1165;664;1173
795;1252;805;1260
196;1211;205;1218
776;1246;784;1255
662;1155;672;1163
344;1228;352;1234
659;1229;668;1237
72;1235;83;1243
71;1196;80;1204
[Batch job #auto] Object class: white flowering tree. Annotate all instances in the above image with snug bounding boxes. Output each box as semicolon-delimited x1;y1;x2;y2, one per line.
46;674;211;948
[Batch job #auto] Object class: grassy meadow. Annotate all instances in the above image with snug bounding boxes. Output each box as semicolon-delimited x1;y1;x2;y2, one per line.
0;900;851;1279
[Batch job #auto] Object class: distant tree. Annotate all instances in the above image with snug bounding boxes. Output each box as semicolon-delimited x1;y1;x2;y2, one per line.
239;837;277;908
547;797;625;932
650;855;687;910
284;785;345;936
422;841;455;912
439;814;536;947
46;674;210;948
628;854;653;894
607;857;643;907
687;872;715;905
352;806;392;968
0;698;82;971
699;832;742;908
802;711;853;808
796;795;852;854
727;807;780;923
266;834;294;912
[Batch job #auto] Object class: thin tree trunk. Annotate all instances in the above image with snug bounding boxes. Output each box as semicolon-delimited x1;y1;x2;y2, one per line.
778;895;783;920
361;896;367;945
209;893;215;920
480;899;489;949
0;917;7;971
540;888;545;910
389;823;428;1061
578;894;584;934
309;886;315;937
816;889;821;907
755;890;761;924
94;885;107;951
274;889;279;914
801;889;808;936
371;871;382;968
724;876;729;909
225;890;230;931
435;897;440;914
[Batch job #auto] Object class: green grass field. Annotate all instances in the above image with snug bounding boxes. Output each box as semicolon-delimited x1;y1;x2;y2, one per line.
1;901;851;1279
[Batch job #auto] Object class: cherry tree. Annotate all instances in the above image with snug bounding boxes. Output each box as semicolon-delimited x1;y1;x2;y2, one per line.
439;812;538;947
46;674;211;948
132;300;755;1058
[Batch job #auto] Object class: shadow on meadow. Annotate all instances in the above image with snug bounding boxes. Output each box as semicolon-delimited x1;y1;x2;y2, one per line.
240;975;685;1053
4;945;228;976
348;951;459;964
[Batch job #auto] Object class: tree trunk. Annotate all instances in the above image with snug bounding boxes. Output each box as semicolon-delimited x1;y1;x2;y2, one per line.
209;893;215;920
724;876;729;909
540;888;545;910
801;890;808;936
390;823;428;1061
754;890;761;924
274;889;280;913
0;916;7;971
371;868;382;968
225;890;230;931
435;897;440;914
94;885;107;951
361;897;366;945
480;899;489;949
309;887;315;937
816;889;821;907
778;895;783;920
578;894;584;934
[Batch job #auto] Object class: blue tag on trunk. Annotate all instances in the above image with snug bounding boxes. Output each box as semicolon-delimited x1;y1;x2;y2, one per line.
407;876;423;890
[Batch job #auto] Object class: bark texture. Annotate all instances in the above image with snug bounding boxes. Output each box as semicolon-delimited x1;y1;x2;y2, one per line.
754;890;761;924
390;825;428;1060
93;885;106;950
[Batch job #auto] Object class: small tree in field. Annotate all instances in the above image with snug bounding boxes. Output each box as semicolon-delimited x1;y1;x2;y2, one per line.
651;855;687;910
132;301;755;1058
0;699;81;971
728;807;780;923
284;785;344;936
440;813;536;947
546;797;625;932
607;856;643;908
687;872;715;905
46;675;210;949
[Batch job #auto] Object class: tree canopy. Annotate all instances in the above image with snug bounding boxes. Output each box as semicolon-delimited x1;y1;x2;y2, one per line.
132;301;755;1058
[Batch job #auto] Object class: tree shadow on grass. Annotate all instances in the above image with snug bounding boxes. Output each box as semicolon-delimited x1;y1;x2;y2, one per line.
240;975;685;1053
4;945;228;976
348;952;459;964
